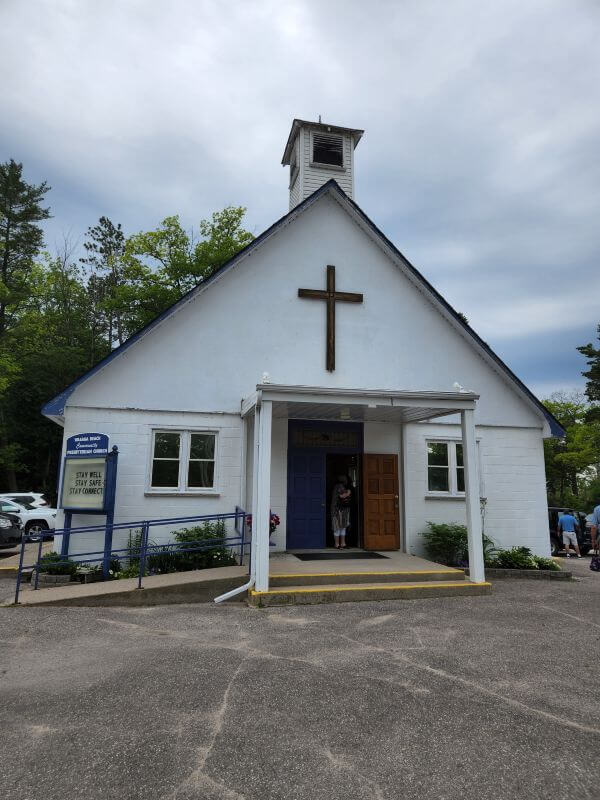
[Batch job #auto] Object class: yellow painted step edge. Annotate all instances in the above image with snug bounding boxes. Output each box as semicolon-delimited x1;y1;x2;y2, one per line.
270;569;463;579
250;581;492;596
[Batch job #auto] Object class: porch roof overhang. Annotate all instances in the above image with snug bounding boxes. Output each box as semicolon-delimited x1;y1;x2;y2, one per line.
241;384;478;425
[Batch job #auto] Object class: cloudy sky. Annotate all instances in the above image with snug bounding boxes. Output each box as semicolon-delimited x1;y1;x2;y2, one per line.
2;0;599;399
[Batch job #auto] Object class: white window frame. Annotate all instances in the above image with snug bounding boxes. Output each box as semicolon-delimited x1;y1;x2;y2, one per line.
425;438;481;500
309;130;346;171
145;428;220;496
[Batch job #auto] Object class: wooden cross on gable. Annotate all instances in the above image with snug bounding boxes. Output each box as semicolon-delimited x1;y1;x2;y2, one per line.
298;265;363;371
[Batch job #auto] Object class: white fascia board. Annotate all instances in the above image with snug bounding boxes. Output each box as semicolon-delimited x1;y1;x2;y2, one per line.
257;384;478;410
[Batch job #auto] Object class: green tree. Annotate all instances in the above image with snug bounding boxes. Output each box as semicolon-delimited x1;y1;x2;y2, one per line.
116;207;254;334
577;324;600;402
0;159;50;336
1;248;110;495
0;160;51;489
80;217;126;347
543;392;600;507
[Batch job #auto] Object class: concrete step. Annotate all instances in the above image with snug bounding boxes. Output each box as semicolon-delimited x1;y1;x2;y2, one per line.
248;580;492;607
269;568;465;587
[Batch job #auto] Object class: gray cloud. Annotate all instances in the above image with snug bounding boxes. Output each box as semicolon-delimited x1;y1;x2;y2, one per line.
1;0;598;398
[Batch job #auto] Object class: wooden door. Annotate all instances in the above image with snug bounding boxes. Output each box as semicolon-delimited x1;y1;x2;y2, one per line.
362;454;400;550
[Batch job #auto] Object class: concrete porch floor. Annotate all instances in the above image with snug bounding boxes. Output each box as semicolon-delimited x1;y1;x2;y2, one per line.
269;549;455;576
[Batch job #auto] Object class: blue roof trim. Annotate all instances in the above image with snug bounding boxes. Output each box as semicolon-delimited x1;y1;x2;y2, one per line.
43;179;565;437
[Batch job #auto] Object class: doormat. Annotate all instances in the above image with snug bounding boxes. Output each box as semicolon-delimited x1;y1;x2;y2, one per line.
293;552;389;561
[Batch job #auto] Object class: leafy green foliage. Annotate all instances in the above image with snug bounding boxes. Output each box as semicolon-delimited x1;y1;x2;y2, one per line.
0;168;253;499
491;546;538;570
420;522;496;567
486;547;560;571
542;391;600;508
80;216;126;348
532;555;560;571
114;207;254;335
119;521;237;579
39;552;78;576
577;325;600;403
0;159;51;336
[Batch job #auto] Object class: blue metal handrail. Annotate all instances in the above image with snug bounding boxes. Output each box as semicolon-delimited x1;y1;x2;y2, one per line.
14;507;249;604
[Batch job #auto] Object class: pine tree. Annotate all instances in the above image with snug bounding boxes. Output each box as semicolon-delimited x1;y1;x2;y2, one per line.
80;216;126;347
577;325;600;403
0;159;50;335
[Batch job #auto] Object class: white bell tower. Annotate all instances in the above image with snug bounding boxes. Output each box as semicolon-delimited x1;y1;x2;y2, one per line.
282;118;364;210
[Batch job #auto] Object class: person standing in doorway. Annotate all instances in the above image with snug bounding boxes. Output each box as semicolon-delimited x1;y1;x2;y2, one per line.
331;475;351;549
558;510;581;558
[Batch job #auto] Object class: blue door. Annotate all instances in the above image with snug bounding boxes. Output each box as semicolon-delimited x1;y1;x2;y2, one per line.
287;451;326;549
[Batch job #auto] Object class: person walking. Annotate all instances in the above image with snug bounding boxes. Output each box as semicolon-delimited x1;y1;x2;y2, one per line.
558;510;581;558
331;475;351;549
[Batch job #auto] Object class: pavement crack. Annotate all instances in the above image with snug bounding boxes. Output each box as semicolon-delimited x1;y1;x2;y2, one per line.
336;631;600;737
162;656;249;800
323;746;385;799
538;604;600;630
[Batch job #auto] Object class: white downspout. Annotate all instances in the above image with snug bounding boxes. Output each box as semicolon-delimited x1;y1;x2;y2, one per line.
213;577;254;604
214;393;262;604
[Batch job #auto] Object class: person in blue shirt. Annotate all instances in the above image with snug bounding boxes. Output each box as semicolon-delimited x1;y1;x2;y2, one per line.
558;511;581;558
591;504;600;551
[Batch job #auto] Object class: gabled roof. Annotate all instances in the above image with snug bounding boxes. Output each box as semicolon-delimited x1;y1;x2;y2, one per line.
42;180;564;437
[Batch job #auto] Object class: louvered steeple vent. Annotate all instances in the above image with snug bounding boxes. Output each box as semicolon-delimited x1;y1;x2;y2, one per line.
281;118;364;210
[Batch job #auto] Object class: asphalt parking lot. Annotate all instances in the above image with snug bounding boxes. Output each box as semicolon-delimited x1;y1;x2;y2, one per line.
0;560;599;800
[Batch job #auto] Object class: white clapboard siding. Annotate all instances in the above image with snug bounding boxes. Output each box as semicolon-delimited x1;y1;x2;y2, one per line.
290;127;354;208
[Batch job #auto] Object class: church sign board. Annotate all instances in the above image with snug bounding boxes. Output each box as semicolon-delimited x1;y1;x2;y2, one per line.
59;433;119;577
61;433;114;513
65;433;109;457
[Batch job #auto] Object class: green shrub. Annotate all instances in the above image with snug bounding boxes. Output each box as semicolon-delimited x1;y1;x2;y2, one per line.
125;529;143;565
116;563;140;579
533;555;560;571
491;547;538;570
126;520;238;577
170;522;237;571
39;552;78;576
77;558;121;577
421;522;496;567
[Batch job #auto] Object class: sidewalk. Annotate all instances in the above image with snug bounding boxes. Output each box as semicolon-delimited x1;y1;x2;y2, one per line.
0;540;54;571
6;564;248;607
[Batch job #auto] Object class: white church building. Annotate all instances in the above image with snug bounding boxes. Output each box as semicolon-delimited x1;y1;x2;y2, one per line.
43;118;562;593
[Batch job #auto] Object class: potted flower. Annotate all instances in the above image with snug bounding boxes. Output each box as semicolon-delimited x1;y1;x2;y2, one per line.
246;512;281;545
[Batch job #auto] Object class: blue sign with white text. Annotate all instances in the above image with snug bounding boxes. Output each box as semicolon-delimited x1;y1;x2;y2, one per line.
65;432;109;458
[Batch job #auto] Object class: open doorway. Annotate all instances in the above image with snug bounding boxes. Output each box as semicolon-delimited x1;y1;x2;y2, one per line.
325;454;361;548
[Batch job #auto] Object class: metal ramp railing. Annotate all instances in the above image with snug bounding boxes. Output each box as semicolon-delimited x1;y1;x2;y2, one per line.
14;507;249;604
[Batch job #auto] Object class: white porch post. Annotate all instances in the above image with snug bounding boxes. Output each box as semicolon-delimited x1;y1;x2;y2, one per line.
249;407;260;582
461;408;485;583
254;399;272;592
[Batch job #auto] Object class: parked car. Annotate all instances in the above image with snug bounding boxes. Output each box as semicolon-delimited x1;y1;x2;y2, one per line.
548;507;592;556
0;512;22;549
0;498;56;538
0;492;50;508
